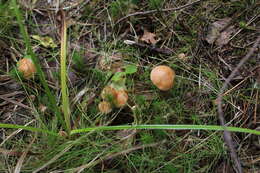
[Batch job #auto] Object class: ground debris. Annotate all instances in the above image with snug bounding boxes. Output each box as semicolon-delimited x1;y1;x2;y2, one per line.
205;18;235;46
140;29;158;45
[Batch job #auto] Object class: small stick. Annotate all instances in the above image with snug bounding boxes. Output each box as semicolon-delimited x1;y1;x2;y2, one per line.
217;36;260;173
124;40;173;55
0;95;32;110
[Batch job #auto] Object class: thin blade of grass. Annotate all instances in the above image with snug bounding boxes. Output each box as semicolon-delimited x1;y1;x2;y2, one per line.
0;123;59;137
71;124;260;136
2;123;259;137
60;10;71;133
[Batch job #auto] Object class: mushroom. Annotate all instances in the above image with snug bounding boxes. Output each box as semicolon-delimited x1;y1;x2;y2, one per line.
98;101;112;114
101;86;117;100
101;85;128;109
150;65;175;91
114;90;128;108
17;58;36;79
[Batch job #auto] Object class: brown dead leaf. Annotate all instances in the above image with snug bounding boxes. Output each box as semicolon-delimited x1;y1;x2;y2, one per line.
205;18;235;46
39;104;47;113
140;29;158;45
216;25;235;46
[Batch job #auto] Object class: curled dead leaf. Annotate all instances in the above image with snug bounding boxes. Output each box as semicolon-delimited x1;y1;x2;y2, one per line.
140;29;158;45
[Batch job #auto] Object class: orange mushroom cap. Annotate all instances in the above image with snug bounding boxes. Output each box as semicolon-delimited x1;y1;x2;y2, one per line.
114;90;128;108
17;58;36;79
98;101;112;114
150;65;175;91
101;86;117;101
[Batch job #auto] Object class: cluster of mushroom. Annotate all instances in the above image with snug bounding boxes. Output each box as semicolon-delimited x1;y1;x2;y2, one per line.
98;85;128;114
99;65;175;114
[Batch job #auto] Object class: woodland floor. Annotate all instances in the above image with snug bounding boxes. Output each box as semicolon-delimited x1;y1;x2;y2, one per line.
0;0;260;172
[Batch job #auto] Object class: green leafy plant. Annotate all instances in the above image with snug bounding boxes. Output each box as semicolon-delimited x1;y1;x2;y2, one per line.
111;64;137;82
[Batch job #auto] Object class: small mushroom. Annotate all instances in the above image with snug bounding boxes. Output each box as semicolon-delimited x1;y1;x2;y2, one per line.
150;65;175;91
114;90;128;108
98;101;112;114
101;86;117;101
17;58;36;79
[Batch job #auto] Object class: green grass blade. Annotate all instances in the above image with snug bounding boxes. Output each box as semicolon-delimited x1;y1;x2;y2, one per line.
60;11;71;133
0;123;59;136
11;0;65;130
70;124;260;136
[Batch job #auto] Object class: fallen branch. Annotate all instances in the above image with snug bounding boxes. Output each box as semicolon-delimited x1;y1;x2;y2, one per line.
217;36;260;173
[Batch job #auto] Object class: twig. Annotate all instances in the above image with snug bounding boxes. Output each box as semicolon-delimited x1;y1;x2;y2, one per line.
0;95;32;110
124;40;173;55
115;0;202;25
217;36;260;173
222;76;251;97
0;91;24;98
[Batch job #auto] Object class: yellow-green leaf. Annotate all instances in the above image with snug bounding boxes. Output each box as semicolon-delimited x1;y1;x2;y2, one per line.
31;35;57;48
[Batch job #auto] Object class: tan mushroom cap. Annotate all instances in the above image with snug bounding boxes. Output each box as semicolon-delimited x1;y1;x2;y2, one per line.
98;101;112;114
17;58;36;79
114;90;128;108
150;65;175;91
101;86;117;101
